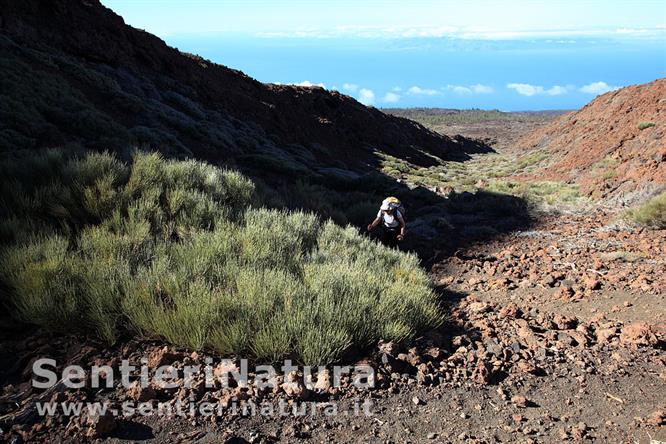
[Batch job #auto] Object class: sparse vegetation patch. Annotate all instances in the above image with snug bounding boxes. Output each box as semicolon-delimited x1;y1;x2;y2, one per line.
377;149;578;208
637;121;656;130
623;191;666;229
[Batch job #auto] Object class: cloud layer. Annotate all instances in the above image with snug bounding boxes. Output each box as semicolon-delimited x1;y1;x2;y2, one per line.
276;79;624;105
256;26;666;41
358;88;375;105
407;86;439;96
579;81;619;95
342;83;359;93
273;80;326;88
446;84;494;94
506;81;620;97
506;83;570;96
295;80;325;88
382;92;401;103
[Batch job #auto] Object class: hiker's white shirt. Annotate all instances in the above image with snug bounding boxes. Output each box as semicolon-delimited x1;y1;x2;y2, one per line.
378;210;402;228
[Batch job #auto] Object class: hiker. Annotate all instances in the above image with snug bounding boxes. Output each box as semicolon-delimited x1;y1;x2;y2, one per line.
367;197;406;247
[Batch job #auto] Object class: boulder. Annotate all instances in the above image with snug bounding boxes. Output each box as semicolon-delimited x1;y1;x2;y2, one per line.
147;346;179;367
313;369;332;393
281;372;310;399
511;395;529;408
620;322;658;347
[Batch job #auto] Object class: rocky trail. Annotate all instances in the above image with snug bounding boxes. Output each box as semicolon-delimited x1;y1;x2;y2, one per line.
1;115;664;444
1;220;663;443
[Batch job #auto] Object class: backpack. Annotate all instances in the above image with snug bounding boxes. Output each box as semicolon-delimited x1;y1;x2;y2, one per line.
382;196;405;218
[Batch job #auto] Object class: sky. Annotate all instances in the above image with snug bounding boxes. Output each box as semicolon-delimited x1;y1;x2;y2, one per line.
103;0;666;110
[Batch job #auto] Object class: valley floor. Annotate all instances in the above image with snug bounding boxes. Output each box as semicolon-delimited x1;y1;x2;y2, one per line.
145;211;665;444
158;211;665;443
1;112;663;444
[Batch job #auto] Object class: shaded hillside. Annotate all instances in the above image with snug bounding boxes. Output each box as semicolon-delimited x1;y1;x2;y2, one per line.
0;0;486;177
517;79;665;203
384;108;567;151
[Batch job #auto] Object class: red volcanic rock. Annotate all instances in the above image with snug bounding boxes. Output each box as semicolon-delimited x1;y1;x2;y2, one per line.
620;322;658;347
518;79;666;202
147;346;179;367
511;395;529;408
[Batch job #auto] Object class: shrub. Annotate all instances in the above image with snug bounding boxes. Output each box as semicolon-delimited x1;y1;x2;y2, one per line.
637;121;656;130
624;191;666;228
0;149;441;364
486;180;581;206
514;150;549;171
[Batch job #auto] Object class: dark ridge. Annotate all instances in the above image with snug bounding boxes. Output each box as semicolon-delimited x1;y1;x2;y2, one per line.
0;0;488;172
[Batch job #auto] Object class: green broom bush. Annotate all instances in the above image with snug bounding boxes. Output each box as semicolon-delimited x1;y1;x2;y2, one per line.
0;149;441;364
624;191;666;229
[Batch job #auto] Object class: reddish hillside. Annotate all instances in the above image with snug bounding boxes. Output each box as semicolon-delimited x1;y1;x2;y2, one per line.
0;0;487;175
518;79;665;202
